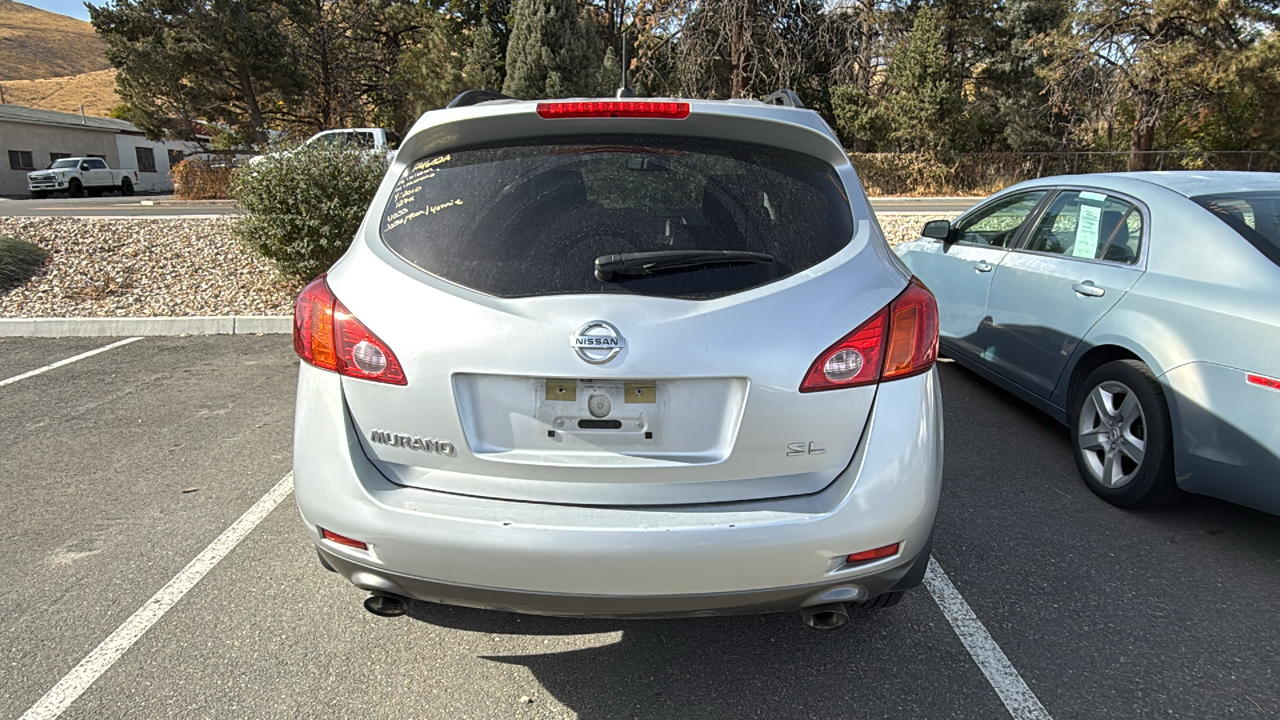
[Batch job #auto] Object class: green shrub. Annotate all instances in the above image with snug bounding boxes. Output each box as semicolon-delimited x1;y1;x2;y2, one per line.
0;236;49;290
231;141;389;281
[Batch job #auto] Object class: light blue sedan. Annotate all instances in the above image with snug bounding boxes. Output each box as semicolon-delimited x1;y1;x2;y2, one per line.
896;172;1280;515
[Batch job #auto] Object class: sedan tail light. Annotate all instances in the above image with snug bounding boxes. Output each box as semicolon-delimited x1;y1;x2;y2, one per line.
800;278;939;392
294;275;407;385
1248;374;1280;391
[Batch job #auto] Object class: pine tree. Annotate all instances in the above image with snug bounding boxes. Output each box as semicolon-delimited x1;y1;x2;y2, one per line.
90;0;309;142
597;45;621;96
502;0;601;99
876;7;966;153
464;21;506;91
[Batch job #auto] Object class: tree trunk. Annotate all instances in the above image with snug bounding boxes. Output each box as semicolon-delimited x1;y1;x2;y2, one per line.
728;0;754;98
1129;98;1156;171
315;0;333;131
238;65;266;144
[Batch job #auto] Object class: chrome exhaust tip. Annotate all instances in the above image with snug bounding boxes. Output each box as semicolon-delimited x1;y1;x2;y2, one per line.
799;603;850;632
363;593;409;617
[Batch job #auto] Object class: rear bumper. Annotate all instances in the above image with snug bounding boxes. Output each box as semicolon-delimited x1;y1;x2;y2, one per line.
1163;361;1280;515
318;530;933;618
294;365;944;613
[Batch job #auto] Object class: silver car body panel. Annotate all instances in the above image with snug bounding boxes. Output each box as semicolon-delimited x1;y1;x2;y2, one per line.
897;171;1280;514
295;362;942;606
326;100;911;507
293;96;944;609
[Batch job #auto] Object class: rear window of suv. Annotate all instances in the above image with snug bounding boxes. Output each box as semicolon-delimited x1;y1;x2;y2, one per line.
1193;192;1280;266
379;135;854;299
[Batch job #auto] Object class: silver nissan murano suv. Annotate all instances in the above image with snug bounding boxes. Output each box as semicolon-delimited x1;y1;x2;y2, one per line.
292;91;943;631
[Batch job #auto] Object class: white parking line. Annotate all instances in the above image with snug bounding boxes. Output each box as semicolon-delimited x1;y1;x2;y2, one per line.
16;458;1040;719
0;337;143;387
926;557;1053;720
19;473;295;720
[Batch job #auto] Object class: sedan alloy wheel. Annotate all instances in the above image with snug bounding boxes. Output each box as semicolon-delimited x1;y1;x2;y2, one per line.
1077;380;1146;488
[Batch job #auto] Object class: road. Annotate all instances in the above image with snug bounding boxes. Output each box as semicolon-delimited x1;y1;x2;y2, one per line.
2;336;1276;719
0;195;976;218
0;195;229;219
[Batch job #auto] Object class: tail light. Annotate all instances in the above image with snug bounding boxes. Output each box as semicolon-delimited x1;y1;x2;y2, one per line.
1248;374;1280;391
293;275;407;385
800;278;938;393
536;101;691;119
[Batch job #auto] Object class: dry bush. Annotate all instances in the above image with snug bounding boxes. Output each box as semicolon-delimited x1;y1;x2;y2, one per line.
172;158;234;200
850;152;1070;196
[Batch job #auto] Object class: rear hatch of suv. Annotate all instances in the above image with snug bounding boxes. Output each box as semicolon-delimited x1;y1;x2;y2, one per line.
325;100;914;506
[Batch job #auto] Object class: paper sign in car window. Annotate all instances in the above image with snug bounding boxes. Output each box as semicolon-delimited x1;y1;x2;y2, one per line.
1074;204;1102;258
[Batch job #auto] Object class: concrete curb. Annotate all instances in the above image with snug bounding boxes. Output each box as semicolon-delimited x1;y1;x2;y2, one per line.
0;316;291;337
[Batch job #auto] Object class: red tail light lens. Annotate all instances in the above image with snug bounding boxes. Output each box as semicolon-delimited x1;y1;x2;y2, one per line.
536;101;691;119
294;275;407;385
800;277;939;393
800;309;887;392
883;279;939;380
294;277;338;371
1248;374;1280;391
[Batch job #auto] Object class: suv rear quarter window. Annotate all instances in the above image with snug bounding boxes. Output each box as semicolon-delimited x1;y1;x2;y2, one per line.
379;135;854;299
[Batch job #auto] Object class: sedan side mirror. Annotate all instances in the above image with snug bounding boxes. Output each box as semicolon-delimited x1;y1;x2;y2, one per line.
921;219;952;242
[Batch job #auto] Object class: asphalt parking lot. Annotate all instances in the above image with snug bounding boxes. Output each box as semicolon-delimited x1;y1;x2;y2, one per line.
2;335;1277;719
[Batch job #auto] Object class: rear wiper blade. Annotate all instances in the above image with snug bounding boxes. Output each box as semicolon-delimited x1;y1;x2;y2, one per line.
594;250;774;282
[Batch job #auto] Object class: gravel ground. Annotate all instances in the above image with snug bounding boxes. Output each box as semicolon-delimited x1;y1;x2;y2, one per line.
0;217;298;318
0;213;953;318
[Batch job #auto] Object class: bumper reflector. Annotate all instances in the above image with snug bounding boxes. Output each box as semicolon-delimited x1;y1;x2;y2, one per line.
321;528;368;550
847;543;900;563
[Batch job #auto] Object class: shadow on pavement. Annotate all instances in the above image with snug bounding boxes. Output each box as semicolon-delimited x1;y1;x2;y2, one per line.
940;360;1280;546
404;598;981;719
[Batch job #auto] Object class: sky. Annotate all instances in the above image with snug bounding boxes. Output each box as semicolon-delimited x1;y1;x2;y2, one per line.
21;0;96;22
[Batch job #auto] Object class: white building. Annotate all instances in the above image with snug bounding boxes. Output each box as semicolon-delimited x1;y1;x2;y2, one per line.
1;104;202;197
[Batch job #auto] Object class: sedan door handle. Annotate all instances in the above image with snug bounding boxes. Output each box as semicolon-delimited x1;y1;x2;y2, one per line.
1072;281;1105;297
973;262;993;273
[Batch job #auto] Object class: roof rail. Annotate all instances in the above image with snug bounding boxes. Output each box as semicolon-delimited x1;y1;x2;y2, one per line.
447;90;515;109
762;89;805;109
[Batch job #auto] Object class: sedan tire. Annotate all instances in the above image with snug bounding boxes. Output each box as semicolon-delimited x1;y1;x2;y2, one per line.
1071;360;1181;509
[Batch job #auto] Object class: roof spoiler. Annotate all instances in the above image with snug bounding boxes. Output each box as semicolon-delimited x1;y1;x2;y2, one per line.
762;89;805;109
447;90;515;109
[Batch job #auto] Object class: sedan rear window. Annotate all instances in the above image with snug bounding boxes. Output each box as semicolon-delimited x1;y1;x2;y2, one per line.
379;135;854;299
1193;192;1280;266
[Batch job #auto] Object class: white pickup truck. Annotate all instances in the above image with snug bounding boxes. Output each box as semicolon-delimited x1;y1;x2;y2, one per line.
27;157;139;198
249;127;400;166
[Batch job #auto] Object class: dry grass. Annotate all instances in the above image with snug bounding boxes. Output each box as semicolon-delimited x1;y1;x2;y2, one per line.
0;0;111;81
0;68;118;116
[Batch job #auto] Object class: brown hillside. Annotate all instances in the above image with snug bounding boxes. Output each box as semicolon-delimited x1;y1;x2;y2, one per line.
0;68;119;116
0;0;111;81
